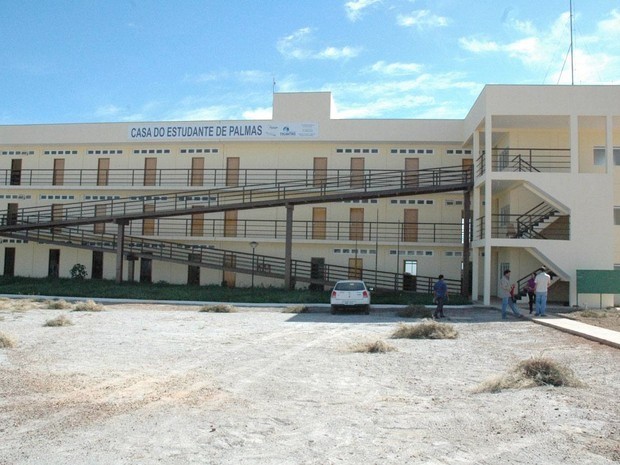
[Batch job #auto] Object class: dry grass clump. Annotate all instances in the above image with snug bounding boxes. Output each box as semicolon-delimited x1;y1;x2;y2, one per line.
579;309;608;318
474;356;583;393
0;332;16;348
281;305;309;314
350;340;397;353
0;299;35;312
47;299;73;310
392;320;459;339
396;304;433;319
44;314;74;327
72;300;104;312
199;304;237;313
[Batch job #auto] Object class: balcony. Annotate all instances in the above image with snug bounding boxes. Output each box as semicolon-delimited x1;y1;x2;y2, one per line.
476;148;570;176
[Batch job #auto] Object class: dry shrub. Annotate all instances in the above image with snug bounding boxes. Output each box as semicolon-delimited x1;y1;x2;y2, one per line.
0;299;34;312
199;304;236;313
44;314;74;327
0;332;16;348
580;310;608;318
392;320;459;340
282;305;309;314
47;299;72;310
474;356;583;393
351;340;397;353
396;305;433;319
72;300;104;312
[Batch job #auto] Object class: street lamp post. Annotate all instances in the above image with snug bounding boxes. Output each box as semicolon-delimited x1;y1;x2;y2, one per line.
250;241;258;288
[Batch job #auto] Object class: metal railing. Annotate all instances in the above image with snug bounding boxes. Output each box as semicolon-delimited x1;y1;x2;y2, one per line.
476;213;569;240
122;218;466;244
3;226;462;294
492;148;570;173
1;167;462;188
0;165;473;231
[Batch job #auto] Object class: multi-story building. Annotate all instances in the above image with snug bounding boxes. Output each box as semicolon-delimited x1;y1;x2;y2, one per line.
0;85;618;307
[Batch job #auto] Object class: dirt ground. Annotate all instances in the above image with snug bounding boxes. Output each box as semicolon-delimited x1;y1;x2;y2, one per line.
558;308;620;332
1;300;619;465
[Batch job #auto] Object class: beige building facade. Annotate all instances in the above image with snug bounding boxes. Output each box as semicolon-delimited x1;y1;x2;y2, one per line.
0;85;618;306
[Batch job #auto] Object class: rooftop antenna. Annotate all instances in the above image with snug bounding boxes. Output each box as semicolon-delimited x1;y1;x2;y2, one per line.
570;0;574;85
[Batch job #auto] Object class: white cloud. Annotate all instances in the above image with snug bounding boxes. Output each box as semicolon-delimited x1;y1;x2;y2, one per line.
458;37;500;53
242;107;272;119
344;0;382;22
277;27;360;60
458;9;620;84
369;61;423;75
317;46;361;59
397;10;450;29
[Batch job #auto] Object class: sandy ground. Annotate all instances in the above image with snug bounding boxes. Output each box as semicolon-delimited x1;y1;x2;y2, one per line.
1;302;619;465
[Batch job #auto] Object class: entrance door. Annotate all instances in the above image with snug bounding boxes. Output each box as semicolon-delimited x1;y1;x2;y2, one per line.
350;157;364;189
3;248;15;276
191;208;204;236
310;257;325;291
403;209;419;242
140;256;152;283
348;258;363;280
405;158;419;187
48;249;60;278
53;159;65;186
97;158;110;186
224;210;238;237
191;157;205;186
91;251;103;279
188;253;201;285
10;159;22;186
313;157;327;187
94;204;107;234
7;203;18;225
222;253;236;287
142;204;155;235
349;208;364;241
144;157;157;186
312;207;326;239
51;204;63;234
226;157;240;187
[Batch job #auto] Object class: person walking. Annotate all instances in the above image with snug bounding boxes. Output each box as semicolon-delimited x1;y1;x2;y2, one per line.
534;267;551;316
499;269;523;319
433;274;448;318
525;273;536;314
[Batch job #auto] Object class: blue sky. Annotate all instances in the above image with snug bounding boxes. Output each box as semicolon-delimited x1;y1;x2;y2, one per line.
1;1;619;124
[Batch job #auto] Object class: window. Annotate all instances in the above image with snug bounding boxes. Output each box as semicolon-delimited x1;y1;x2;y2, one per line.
404;260;417;275
593;147;620;166
614;207;620;225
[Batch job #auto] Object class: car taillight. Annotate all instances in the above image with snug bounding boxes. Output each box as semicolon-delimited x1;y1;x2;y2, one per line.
331;291;337;297
362;291;368;297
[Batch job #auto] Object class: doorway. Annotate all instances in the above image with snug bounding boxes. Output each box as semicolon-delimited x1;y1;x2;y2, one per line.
48;249;60;278
3;248;15;276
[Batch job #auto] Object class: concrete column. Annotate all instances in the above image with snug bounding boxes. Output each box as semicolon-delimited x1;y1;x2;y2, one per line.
115;220;128;284
284;204;294;289
461;188;471;297
570;114;579;174
483;114;493;305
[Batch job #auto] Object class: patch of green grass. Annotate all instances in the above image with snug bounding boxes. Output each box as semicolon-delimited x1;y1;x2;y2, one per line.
0;276;471;305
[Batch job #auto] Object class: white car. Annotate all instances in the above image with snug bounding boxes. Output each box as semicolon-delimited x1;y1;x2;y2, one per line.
330;280;371;314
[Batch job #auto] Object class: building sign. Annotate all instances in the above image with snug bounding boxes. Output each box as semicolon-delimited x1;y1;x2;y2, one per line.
128;122;318;140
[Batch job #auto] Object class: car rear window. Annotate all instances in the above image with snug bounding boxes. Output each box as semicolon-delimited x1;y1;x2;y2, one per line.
335;282;365;291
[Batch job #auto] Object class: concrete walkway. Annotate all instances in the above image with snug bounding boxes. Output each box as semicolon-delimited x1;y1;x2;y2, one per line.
527;313;620;349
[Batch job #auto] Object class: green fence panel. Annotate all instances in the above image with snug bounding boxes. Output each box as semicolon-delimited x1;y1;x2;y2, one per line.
576;269;620;294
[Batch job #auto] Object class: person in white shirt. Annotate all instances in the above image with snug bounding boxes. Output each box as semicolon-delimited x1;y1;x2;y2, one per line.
534;268;551;316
